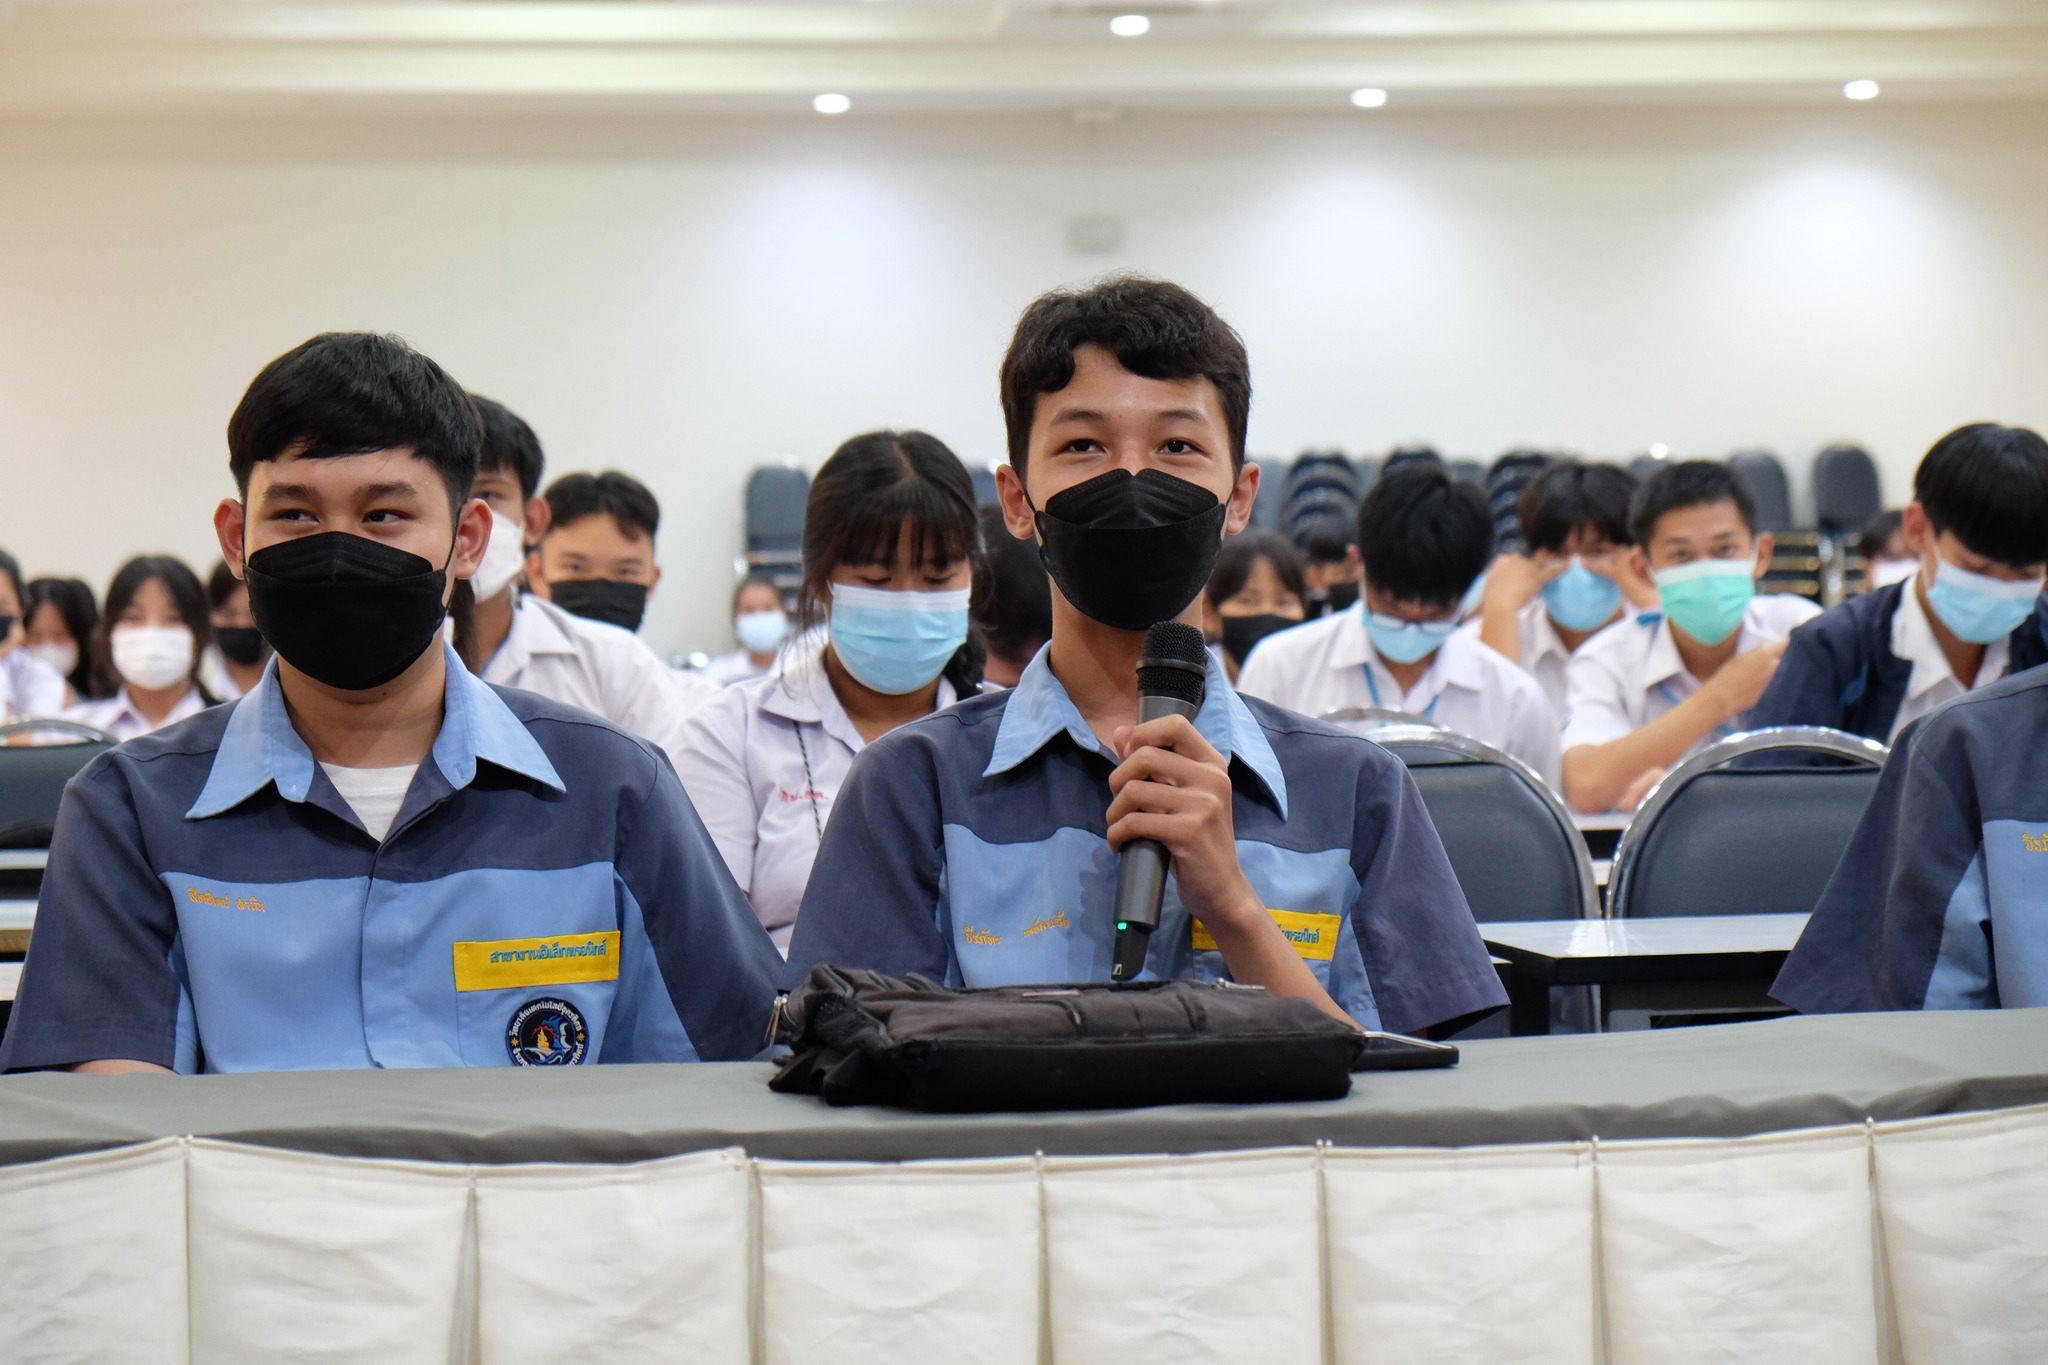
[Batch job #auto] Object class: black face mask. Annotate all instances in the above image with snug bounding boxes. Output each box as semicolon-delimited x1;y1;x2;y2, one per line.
1220;613;1298;667
214;626;269;667
1324;580;1361;613
1031;469;1229;632
549;579;648;634
243;532;450;692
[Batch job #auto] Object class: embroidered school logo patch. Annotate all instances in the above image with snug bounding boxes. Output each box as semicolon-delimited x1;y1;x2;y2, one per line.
962;926;1003;946
506;997;589;1066
2023;831;2048;854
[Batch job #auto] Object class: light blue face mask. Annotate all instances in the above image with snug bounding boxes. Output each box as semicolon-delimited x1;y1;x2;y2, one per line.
1652;557;1756;646
1363;609;1461;665
828;583;970;695
1541;559;1624;634
1924;557;2045;644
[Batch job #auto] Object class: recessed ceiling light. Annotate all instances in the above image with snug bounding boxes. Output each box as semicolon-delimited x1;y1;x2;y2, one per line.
1350;87;1389;109
1109;14;1151;37
812;93;852;115
1843;79;1881;101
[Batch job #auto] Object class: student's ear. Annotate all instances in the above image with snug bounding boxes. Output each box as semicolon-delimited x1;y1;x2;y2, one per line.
1752;531;1775;577
1343;544;1363;577
645;564;662;598
1629;546;1653;584
994;463;1038;542
214;499;248;577
452;498;493;581
1900;501;1933;556
523;549;548;599
523;495;551;547
1224;461;1261;535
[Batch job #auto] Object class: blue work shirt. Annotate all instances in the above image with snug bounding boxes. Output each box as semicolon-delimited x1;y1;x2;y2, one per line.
784;647;1506;1037
0;644;782;1073
1773;666;2048;1012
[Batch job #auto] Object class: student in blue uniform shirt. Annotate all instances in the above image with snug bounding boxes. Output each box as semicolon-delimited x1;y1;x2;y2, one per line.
783;277;1506;1037
1747;423;2048;743
1773;665;2048;1012
0;332;780;1074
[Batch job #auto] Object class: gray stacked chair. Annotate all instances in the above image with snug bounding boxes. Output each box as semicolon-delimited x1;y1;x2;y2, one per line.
1728;450;1793;533
743;463;811;595
0;719;118;897
1447;458;1487;487
1248;457;1289;530
1486;449;1551;555
1813;444;1883;536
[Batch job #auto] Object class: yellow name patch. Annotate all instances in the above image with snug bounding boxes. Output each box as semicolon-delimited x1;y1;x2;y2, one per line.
2024;831;2048;854
1191;909;1341;962
452;933;621;993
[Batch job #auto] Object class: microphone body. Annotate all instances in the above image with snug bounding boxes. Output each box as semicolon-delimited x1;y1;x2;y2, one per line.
1109;622;1210;981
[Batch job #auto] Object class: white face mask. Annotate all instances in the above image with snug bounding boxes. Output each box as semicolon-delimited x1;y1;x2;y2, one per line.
26;641;79;679
112;625;195;692
471;508;527;601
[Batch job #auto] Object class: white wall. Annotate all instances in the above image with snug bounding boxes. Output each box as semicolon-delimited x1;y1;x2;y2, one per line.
4;101;2048;657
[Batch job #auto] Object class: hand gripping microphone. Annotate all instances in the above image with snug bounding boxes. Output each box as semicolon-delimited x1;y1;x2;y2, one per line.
1109;620;1210;982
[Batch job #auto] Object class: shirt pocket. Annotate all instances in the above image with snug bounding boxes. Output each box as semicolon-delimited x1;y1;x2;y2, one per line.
451;932;624;1066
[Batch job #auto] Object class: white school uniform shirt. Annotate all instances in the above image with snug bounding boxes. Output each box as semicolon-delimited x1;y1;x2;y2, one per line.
62;685;209;742
1560;593;1823;760
0;648;69;722
1234;604;1563;790
1456;597;1594;726
1887;569;2010;742
696;649;771;688
480;593;718;767
674;640;959;948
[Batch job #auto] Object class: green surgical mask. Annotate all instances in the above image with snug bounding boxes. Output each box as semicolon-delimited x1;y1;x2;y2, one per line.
1653;558;1755;646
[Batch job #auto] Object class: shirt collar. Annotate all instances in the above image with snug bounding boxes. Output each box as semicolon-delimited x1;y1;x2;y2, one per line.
982;643;1289;818
187;641;563;820
487;593;578;678
1893;570;2008;700
1519;598;1574;669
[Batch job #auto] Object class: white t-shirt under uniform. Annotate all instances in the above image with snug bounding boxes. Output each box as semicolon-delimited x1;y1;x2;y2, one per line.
674;642;958;952
1559;594;1823;763
319;762;419;843
1234;605;1563;790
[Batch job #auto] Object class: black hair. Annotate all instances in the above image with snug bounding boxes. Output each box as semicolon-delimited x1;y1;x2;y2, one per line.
1857;509;1905;563
472;395;546;503
94;556;216;703
226;333;482;511
1629;460;1758;548
1206;531;1308;610
1357;465;1493;612
800;430;987;694
1913;423;2048;569
1518;460;1639;555
999;275;1251;477
0;548;20;607
1291;510;1357;565
23;576;101;700
542;470;660;543
975;503;1053;668
732;570;785;619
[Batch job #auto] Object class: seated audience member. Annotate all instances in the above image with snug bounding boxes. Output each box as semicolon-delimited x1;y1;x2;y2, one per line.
1472;460;1658;721
1858;508;1915;589
1772;666;2048;1012
23;575;101;705
1293;510;1362;618
527;469;664;633
784;278;1505;1037
1560;461;1820;812
1748;424;2048;743
676;431;985;955
0;332;778;1074
461;397;718;759
974;503;1053;688
199;559;272;701
699;574;792;687
1236;465;1561;788
1202;530;1307;683
0;551;70;721
63;556;216;741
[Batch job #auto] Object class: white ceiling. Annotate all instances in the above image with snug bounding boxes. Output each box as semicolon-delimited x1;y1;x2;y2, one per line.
4;0;2048;115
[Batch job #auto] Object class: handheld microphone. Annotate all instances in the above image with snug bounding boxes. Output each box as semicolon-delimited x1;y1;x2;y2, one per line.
1109;620;1210;981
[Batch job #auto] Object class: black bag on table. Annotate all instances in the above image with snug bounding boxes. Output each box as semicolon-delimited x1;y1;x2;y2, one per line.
768;965;1457;1112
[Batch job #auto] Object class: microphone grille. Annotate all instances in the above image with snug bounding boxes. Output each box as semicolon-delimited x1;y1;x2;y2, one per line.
1136;620;1209;707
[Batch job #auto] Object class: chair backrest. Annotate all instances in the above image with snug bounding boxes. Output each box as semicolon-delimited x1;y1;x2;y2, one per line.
1447;459;1486;487
1813;444;1883;534
1609;726;1887;919
744;464;810;554
1728;451;1794;532
969;463;999;508
1629;454;1666;483
1371;729;1599;924
0;737;115;847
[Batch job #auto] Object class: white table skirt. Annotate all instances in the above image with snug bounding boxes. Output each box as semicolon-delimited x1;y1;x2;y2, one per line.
1;1102;2042;1364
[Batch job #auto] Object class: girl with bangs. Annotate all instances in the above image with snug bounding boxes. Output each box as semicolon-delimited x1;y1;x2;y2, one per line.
676;430;986;954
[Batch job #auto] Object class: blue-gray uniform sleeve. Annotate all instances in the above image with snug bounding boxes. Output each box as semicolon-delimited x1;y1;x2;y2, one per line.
1747;614;1850;732
1346;748;1508;1037
782;737;950;988
613;751;785;1060
0;758;187;1071
1772;713;1988;1013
